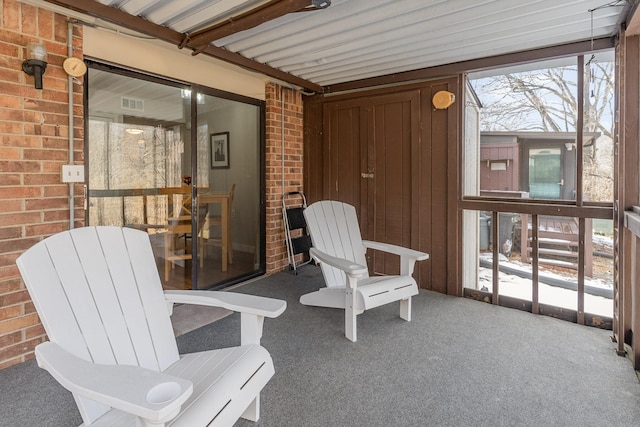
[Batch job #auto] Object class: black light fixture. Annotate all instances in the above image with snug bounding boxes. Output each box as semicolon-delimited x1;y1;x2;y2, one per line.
22;42;47;90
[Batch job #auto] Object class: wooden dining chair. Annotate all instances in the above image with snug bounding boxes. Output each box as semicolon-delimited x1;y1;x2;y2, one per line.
162;187;195;283
164;219;192;283
199;184;236;268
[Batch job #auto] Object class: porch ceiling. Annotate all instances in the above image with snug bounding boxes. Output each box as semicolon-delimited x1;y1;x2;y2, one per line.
44;0;632;92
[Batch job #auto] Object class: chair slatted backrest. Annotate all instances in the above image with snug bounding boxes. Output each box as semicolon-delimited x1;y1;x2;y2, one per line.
304;201;369;287
16;226;179;423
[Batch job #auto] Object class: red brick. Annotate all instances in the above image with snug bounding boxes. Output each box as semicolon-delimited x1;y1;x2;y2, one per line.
2;1;20;31
0;67;21;84
0;252;19;268
24;323;45;340
0;161;40;173
23;148;67;161
24;301;35;315
43;185;68;197
37;8;54;40
0;211;42;227
23;173;61;186
0;227;22;240
0;336;41;362
25;221;68;237
0;148;20;160
53;14;68;43
21;3;37;36
0;306;21;322
42;136;69;150
0;135;41;148
25;197;67;210
0;186;41;198
0;96;21;109
0;331;22;350
43;209;69;222
0;121;22;134
0;312;39;335
0;237;35;255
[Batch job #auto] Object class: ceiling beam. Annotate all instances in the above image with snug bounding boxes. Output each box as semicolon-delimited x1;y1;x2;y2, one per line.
44;0;324;93
185;0;312;55
324;38;616;94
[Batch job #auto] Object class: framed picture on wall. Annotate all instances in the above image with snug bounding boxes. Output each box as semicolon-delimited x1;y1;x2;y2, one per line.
211;131;230;169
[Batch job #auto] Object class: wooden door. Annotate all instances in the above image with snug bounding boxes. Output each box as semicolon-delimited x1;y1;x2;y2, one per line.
323;91;420;275
367;91;420;276
310;77;460;293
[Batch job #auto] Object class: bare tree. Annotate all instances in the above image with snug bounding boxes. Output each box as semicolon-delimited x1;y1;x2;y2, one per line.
471;61;615;201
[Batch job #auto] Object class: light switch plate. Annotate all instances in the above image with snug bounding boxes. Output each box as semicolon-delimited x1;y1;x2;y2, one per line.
61;165;84;183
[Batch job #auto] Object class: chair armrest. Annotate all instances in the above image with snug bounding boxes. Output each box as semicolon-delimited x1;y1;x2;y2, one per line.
362;240;429;261
309;247;368;276
164;291;286;345
36;342;192;425
164;290;286;318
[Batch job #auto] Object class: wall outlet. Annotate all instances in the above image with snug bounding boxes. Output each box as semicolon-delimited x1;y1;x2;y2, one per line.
61;165;84;183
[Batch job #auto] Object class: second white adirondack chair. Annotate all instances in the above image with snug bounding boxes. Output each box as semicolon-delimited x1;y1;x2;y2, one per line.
302;201;429;342
16;226;286;427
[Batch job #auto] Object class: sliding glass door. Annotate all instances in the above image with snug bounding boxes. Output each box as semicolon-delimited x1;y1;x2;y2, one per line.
194;93;262;289
86;64;264;290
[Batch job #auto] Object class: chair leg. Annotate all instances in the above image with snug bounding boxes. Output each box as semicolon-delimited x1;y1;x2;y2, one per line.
241;395;260;422
345;287;357;342
400;297;412;321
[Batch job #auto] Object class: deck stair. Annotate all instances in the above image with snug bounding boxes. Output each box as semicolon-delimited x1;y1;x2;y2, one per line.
521;216;592;277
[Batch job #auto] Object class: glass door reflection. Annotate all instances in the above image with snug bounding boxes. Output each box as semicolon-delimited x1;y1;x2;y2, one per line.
194;94;262;289
87;67;264;290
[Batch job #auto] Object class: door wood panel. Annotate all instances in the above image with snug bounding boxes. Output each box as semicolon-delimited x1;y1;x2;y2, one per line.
307;77;460;293
369;91;420;276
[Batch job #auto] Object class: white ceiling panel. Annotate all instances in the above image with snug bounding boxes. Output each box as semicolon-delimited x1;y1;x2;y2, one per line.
211;0;626;86
46;0;631;88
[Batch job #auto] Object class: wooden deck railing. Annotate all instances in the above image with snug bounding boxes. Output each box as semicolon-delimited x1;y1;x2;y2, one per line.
461;196;613;328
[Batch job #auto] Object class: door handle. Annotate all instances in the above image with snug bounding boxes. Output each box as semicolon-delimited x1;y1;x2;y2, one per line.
361;173;374;179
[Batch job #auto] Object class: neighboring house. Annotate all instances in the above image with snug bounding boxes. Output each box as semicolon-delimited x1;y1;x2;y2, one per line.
480;131;600;200
480;131;601;275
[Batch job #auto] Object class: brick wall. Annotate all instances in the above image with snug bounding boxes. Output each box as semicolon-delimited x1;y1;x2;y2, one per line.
0;0;84;369
265;83;305;273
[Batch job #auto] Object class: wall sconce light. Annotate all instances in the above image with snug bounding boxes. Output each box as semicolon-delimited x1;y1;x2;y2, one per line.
22;42;48;90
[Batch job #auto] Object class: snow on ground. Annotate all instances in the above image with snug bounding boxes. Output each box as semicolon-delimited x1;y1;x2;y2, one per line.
477;252;613;318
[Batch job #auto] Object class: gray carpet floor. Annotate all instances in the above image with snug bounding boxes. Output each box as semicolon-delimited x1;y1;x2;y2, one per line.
1;266;640;426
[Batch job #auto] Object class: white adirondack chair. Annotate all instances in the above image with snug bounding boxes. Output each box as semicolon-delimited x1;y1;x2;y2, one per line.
302;201;429;342
16;226;286;427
